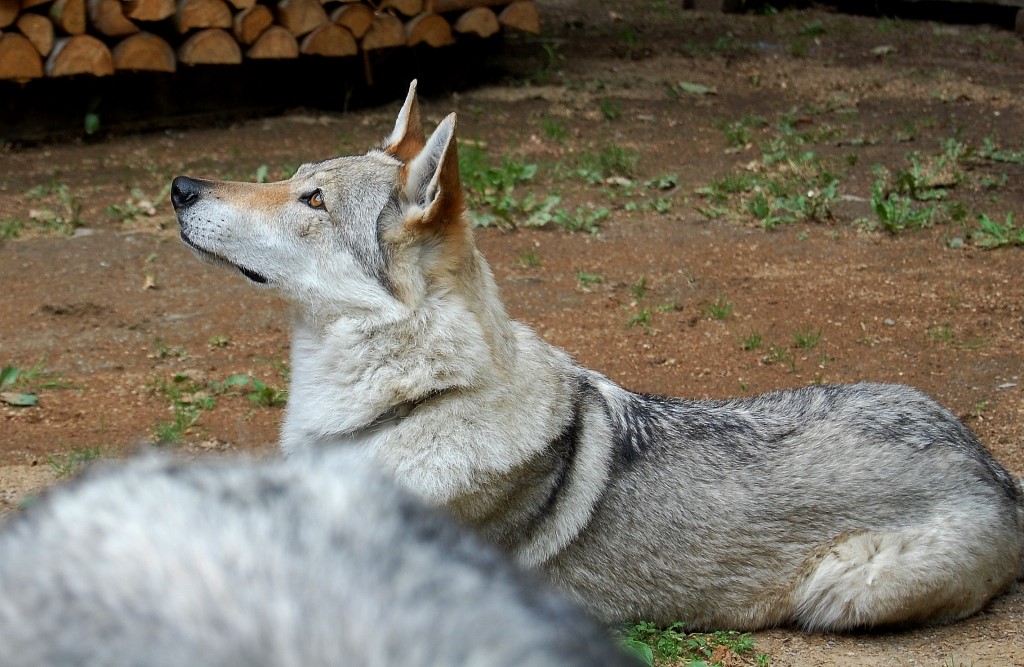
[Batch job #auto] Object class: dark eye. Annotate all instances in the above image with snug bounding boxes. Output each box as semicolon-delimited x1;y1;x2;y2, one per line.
303;189;325;209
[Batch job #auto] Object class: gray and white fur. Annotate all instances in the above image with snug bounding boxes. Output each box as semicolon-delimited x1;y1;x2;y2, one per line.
0;449;639;667
171;80;1024;631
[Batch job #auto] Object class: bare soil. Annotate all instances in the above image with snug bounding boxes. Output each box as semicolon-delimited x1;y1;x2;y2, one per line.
2;1;1024;664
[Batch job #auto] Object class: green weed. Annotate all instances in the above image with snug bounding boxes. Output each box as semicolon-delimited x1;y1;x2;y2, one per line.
459;143;558;228
552;206;609;234
23;182;83;235
704;296;733;320
973;213;1024;248
517;249;541;268
599;98;622;121
977;136;1024;165
793;328;822;350
47;447;102;478
577;271;604;286
620;621;758;666
741;331;763;351
542;116;567;142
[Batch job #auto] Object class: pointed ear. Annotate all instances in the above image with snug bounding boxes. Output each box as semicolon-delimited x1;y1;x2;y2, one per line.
382;80;424;164
404;112;464;233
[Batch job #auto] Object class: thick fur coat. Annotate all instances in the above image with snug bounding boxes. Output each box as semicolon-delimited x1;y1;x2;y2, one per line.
171;81;1024;631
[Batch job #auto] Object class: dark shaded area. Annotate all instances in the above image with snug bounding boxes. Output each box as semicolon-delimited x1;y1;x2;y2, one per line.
831;0;1019;28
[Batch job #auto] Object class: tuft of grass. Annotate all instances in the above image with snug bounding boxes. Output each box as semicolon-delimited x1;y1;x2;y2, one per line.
23;181;84;235
626;308;653;332
599;98;622;121
47;447;102;478
577;271;604;287
793;328;822;350
704;296;733;320
541;115;567;142
741;331;763;351
517;249;541;268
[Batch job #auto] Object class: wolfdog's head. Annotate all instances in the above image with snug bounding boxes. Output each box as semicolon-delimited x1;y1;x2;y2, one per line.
171;81;472;323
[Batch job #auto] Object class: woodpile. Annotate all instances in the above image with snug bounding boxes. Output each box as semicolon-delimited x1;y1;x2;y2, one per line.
0;0;539;81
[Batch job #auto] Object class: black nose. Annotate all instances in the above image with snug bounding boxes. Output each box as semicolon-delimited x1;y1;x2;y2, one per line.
171;176;201;211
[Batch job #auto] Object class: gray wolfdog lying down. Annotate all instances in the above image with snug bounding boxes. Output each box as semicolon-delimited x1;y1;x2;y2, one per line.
0;450;638;667
170;81;1024;631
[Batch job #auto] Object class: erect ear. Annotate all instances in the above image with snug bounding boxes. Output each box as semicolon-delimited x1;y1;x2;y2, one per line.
404;112;464;233
382;80;424;164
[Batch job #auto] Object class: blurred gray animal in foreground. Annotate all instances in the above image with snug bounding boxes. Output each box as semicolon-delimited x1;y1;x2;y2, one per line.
0;450;638;667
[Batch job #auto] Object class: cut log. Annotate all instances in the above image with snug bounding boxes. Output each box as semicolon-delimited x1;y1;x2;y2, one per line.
16;11;54;55
379;0;420;17
175;0;231;34
222;0;253;8
0;0;18;28
330;2;371;38
453;6;498;38
232;3;271;44
49;0;85;35
427;0;506;13
405;12;451;47
276;0;327;37
21;0;53;10
0;32;44;80
246;24;297;58
124;0;175;21
87;0;140;36
177;27;240;64
299;21;354;56
498;0;538;34
360;11;403;50
46;34;113;75
112;31;175;71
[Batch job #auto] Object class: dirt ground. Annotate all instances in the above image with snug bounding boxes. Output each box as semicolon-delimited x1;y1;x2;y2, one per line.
2;0;1024;664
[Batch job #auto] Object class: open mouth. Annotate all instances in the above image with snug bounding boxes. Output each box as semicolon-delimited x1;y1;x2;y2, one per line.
179;230;269;285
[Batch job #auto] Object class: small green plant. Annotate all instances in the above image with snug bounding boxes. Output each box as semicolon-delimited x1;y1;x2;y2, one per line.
0;359;66;406
541;115;567;142
793;328;822;350
869;173;937;232
741;331;763;351
573;147;640;184
626;308;653;332
630;276;648;299
599;98;622;121
973;213;1024;248
247;378;287;407
799;19;826;37
517;249;541;268
577;271;604;286
704;296;733;320
24;182;84;235
0;219;21;243
927;324;954;344
47;447;102;478
977;136;1024;165
208;334;232;348
764;344;796;372
552;206;609;234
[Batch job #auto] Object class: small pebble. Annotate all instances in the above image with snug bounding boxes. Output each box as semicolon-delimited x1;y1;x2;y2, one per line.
883;318;895;326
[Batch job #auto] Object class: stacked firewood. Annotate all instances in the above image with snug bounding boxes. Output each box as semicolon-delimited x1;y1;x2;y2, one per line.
0;0;539;81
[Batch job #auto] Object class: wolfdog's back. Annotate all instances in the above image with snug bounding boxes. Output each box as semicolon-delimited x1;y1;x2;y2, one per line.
550;380;1023;630
0;450;637;667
